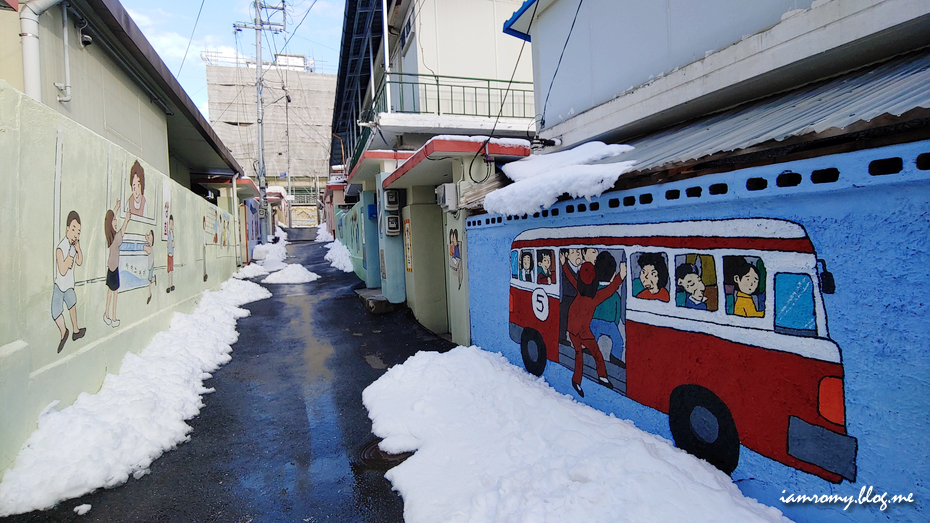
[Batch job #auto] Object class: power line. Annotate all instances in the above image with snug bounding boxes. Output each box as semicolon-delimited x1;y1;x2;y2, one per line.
177;0;207;77
281;0;318;50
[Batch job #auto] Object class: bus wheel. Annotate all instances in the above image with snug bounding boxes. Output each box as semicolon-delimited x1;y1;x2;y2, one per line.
520;329;547;377
668;385;739;475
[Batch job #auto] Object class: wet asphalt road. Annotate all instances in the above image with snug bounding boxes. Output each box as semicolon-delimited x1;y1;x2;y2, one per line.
5;240;454;523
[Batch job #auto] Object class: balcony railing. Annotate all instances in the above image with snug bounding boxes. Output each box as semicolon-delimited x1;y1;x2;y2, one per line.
369;73;535;120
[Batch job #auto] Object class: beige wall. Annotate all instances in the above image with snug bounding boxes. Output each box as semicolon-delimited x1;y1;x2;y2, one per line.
36;7;170;173
0;10;24;91
0;81;236;473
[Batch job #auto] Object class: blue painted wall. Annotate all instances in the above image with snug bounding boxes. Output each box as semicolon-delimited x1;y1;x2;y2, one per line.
467;139;930;522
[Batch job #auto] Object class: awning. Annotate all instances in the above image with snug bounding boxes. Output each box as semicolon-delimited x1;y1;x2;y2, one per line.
383;137;531;189
346;150;414;186
1;1;18;12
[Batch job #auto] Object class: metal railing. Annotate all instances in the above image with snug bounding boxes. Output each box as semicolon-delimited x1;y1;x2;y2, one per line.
369;72;535;120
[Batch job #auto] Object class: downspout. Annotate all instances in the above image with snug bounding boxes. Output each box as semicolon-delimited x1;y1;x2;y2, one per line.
55;2;71;103
232;174;241;267
20;0;65;101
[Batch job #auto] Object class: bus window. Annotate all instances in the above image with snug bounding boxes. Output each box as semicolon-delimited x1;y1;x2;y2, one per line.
675;254;718;311
724;255;767;317
775;273;817;337
631;252;670;302
536;249;556;285
510;250;519;280
518;250;535;282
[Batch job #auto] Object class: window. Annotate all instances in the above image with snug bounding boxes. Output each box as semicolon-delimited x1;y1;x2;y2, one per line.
510;250;519;280
775;274;817;337
674;254;718;311
631;252;670;302
723;255;766;317
518;249;535;282
536;249;556;285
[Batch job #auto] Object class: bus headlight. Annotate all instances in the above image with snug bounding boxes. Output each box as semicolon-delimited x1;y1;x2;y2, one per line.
819;377;846;426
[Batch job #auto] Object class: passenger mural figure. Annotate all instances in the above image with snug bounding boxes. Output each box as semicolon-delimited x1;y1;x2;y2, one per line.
536;250;555;285
449;228;463;290
676;262;708;310
732;260;765;317
104;201;130;327
635;252;670;302
519;251;534;282
166;215;175;293
559;248;583;342
591;251;625;366
127;161;147;217
52;211;86;353
561;252;627;398
144;230;156;304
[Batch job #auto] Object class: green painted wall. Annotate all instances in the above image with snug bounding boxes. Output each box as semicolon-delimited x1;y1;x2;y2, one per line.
443;210;471;346
0;81;236;473
402;197;449;334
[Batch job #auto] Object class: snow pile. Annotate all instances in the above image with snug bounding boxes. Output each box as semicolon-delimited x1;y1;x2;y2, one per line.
484;141;636;216
0;279;272;516
261;264;320;284
233;263;270;280
252;226;289;272
73;504;91;515
315;223;334;242
323;240;354;273
363;346;791;523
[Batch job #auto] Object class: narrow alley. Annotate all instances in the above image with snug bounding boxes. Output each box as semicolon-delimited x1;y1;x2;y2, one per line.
6;239;453;523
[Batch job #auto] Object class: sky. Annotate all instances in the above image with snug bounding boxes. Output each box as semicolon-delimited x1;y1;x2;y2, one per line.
119;0;346;121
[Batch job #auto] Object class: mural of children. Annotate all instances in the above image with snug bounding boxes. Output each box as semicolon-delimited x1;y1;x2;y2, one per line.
537;250;555;285
519;251;534;282
591;251;625;365
144;230;156;304
52;211;86;353
562;255;627;397
676;263;708;310
449;229;463;290
635;252;670;302
166;215;175;293
127;161;147;217
104;201;130;327
732;260;765;317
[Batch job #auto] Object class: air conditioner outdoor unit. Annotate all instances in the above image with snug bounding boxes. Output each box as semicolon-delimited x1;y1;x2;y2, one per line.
435;183;458;212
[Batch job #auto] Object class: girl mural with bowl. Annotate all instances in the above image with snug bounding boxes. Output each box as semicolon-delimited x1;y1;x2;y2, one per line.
103;200;130;327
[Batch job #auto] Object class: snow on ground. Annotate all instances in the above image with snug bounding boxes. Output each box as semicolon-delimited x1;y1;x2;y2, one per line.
363;346;792;523
252;226;289;272
315;223;334;242
0;279;272;517
484;141;636;216
323;240;354;272
261;264;320;284
73;504;91;515
233;263;270;279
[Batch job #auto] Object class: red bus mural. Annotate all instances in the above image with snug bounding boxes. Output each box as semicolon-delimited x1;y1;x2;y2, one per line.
508;219;857;483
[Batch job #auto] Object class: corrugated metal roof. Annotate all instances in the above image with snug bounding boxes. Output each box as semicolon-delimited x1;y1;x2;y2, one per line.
604;51;930;173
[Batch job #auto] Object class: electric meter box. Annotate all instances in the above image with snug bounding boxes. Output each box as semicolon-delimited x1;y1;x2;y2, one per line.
386;214;401;236
384;189;400;210
435;183;458;212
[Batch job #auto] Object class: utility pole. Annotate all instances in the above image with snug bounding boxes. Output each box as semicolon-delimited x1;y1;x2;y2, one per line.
235;1;285;242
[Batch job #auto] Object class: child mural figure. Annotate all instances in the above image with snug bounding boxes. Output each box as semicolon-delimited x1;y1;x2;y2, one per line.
676;263;708;310
449;229;463;290
561;250;627;398
635;252;670;302
52;211;86;353
733;260;764;317
103;201;131;327
144;230;156;304
127;161;146;217
590;251;625;366
166;215;175;293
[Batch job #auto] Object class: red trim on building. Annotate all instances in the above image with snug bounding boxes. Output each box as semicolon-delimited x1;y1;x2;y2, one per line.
3;0;19;11
382;139;531;189
513;236;815;253
346;150;414;183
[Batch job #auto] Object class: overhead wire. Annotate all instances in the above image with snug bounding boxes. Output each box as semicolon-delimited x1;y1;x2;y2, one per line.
177;0;207;77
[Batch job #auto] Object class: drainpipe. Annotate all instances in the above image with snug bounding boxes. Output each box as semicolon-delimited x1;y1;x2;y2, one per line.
20;0;65;101
55;2;71;103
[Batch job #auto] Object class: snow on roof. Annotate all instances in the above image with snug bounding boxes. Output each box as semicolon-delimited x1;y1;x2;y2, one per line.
426;135;532;148
484;141;635;215
266;185;288;196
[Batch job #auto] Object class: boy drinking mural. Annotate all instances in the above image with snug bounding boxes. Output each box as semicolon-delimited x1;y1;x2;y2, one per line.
52;211;86;353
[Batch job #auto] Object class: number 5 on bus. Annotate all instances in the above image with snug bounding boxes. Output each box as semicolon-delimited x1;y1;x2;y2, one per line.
507;219;856;483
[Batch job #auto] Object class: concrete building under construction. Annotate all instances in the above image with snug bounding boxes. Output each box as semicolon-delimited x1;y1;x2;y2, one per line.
204;52;336;226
